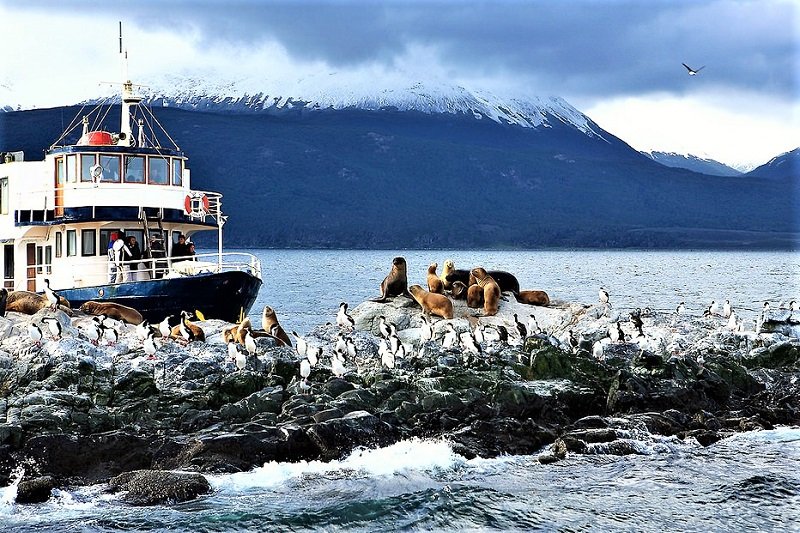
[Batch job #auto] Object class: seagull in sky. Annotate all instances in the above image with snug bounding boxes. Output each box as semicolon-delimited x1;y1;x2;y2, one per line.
682;63;705;76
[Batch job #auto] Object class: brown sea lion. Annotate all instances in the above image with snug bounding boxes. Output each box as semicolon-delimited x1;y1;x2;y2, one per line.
467;284;484;308
450;280;468;300
170;311;206;342
408;284;454;320
445;266;520;294
261;305;292;346
80;300;144;325
6;291;70;315
471;267;501;316
515;290;550;307
371;256;411;302
427;263;444;294
441;259;456;290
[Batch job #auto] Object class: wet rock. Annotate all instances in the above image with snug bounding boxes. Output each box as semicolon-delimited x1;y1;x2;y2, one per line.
108;469;211;506
307;410;398;459
15;475;56;504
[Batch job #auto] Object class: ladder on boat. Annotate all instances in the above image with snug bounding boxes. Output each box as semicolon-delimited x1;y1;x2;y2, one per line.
140;208;168;278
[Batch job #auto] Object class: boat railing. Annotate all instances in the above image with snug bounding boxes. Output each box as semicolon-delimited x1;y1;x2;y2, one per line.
23;251;261;291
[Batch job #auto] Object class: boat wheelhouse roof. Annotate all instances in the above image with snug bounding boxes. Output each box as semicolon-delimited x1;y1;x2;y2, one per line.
48;144;185;158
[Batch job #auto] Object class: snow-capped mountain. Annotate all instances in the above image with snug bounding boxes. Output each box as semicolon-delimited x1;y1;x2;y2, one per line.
88;73;610;141
746;148;800;179
642;151;743;177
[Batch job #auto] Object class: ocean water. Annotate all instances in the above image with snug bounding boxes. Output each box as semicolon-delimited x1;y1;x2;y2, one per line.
2;249;799;531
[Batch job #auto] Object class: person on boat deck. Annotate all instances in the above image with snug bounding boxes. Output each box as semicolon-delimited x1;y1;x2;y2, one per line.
107;231;119;282
187;241;197;261
112;231;132;283
171;234;191;258
148;234;167;279
126;236;143;281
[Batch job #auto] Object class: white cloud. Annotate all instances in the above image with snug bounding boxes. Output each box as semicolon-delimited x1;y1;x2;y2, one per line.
581;90;799;169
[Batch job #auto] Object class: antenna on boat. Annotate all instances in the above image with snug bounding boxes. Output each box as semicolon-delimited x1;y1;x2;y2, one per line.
117;21;142;147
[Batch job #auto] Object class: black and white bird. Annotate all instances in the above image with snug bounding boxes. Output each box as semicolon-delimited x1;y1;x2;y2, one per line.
722;300;732;318
346;336;357;360
307;345;321;367
43;278;59;310
300;358;311;384
388;333;401;355
676;301;686;315
442;323;458;350
158;315;174;338
709;300;719;316
337;302;355;330
599;287;610;305
136;319;151;341
381;341;395;369
420;315;433;342
460;331;481;357
513;313;527;341
609;322;621;343
727;309;738;330
227;337;239;361
334;333;348;359
235;346;247;371
83;320;101;345
473;323;485;345
42;317;62;339
244;329;257;355
331;353;346;378
495;324;509;343
27;322;43;345
178;311;195;342
291;331;307;357
682;63;705;76
144;332;158;360
103;324;119;345
378;316;392;339
629;309;644;337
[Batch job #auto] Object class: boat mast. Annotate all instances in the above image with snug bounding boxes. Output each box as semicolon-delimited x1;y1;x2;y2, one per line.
118;22;141;147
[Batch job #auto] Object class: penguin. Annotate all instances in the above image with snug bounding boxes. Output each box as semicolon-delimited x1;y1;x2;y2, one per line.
244;329;257;355
27;322;43;345
420;315;433;343
722;300;731;318
43;278;60;310
337;302;355;330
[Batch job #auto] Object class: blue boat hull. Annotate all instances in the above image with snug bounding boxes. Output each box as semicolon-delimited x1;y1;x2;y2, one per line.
56;271;262;323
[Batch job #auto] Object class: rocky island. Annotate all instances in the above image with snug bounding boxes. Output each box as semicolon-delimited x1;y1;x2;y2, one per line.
1;294;798;505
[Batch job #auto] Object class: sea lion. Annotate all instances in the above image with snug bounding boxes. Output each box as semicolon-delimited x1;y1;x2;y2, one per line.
371;256;411;302
80;300;144;325
169;311;206;342
261;305;292;347
427;263;444;294
408;284;454;320
471;267;501;316
6;291;70;315
450;280;468;300
444;264;520;294
441;259;456;290
467;284;484;308
515;290;550;307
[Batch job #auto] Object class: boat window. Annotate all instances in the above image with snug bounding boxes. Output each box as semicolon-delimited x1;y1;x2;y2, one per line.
55;231;62;258
81;229;96;256
0;177;8;215
99;229;115;256
56;157;65;185
124;156;145;184
66;230;77;256
149;157;169;185
99;155;121;182
172;159;182;186
80;154;97;182
66;154;78;183
36;246;43;274
45;246;52;274
3;244;13;289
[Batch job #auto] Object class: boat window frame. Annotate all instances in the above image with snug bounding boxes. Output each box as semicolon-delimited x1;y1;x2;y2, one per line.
66;154;78;183
81;229;96;257
44;245;52;274
55;157;65;185
148;156;169;186
99;154;121;183
99;229;116;257
172;158;183;186
123;155;146;184
3;244;13;289
66;229;77;257
80;153;97;182
0;177;8;215
36;246;43;274
55;231;62;258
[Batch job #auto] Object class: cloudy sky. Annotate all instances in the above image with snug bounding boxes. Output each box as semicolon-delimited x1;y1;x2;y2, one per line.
0;0;796;169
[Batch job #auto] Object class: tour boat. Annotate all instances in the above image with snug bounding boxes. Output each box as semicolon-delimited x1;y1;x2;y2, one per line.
0;75;262;322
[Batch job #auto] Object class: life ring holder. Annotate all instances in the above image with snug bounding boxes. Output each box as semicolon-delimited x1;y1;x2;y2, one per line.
184;193;210;219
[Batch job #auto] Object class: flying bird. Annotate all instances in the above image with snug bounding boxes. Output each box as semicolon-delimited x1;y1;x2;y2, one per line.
682;63;705;76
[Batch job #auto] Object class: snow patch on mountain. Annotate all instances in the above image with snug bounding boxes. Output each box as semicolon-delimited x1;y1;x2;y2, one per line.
642;150;744;177
91;72;609;140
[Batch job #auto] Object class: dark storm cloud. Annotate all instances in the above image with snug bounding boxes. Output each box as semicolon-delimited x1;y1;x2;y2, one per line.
10;0;797;99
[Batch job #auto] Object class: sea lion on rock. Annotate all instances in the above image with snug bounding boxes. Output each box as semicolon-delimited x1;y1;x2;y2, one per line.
408;284;454;320
371;256;411;302
443;262;520;294
441;259;456;290
261;305;292;346
427;263;444;294
515;290;550;307
467;284;484;308
450;281;468;300
6;291;70;315
471;267;501;316
80;301;144;325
